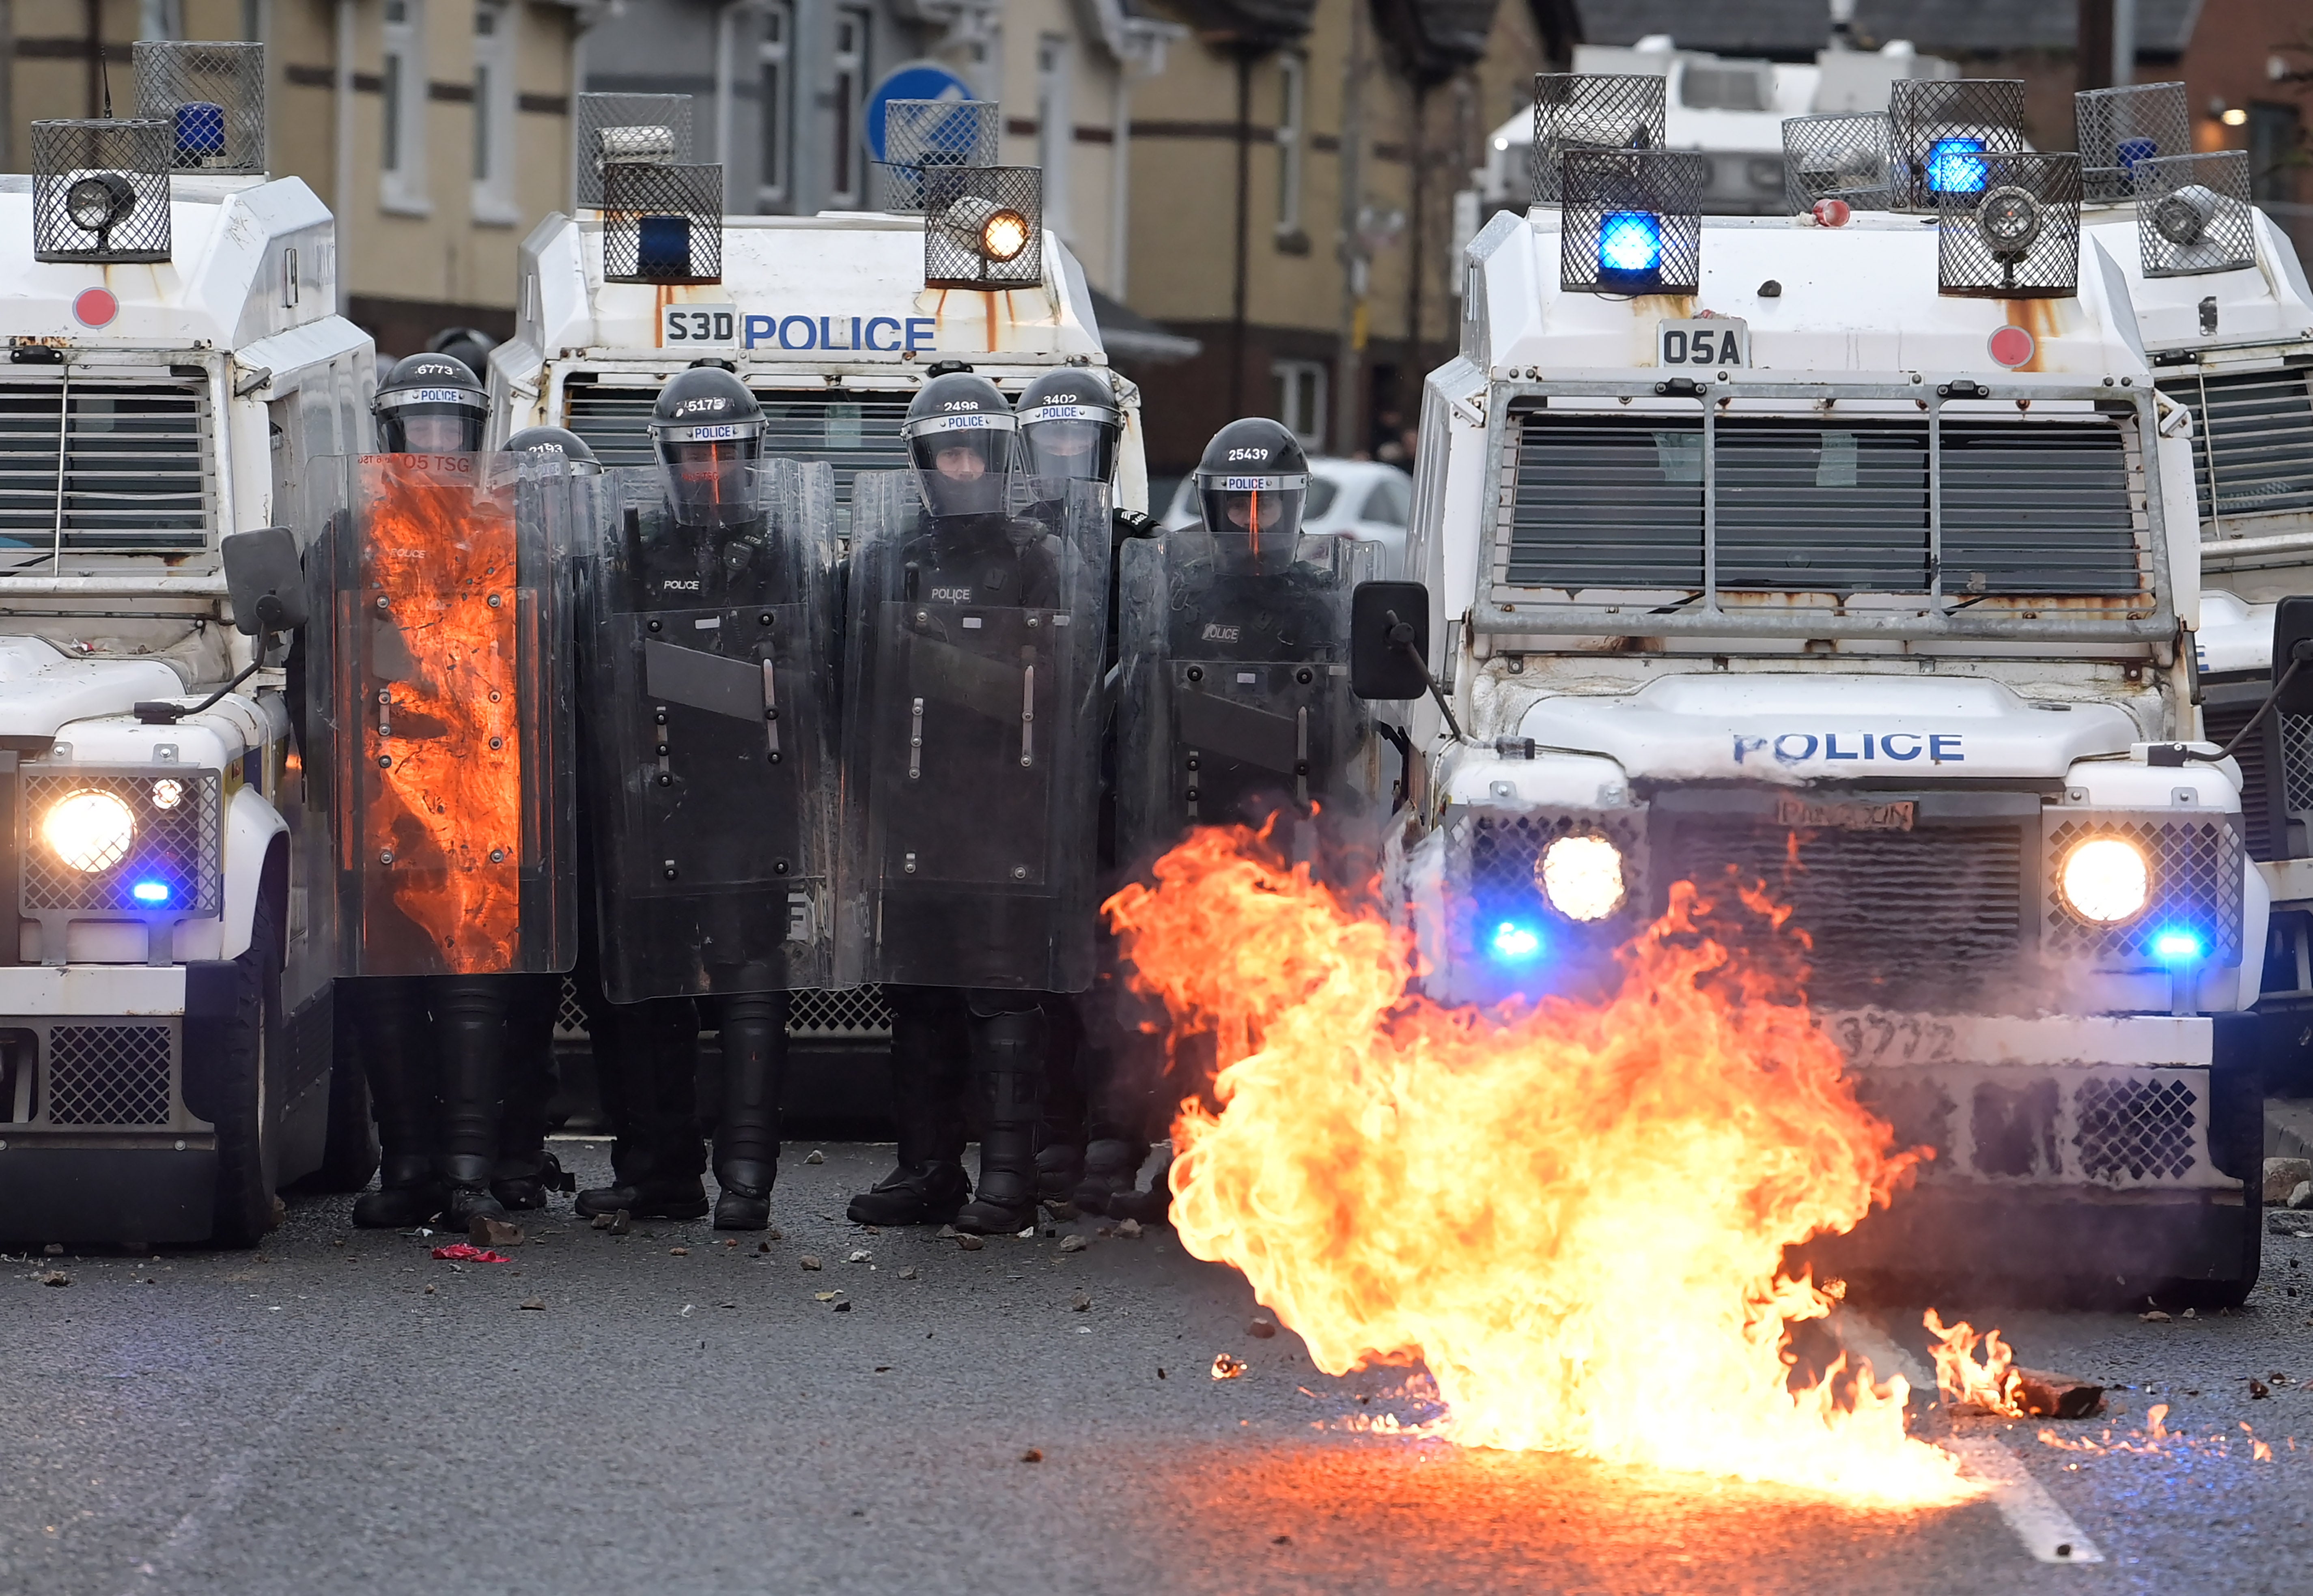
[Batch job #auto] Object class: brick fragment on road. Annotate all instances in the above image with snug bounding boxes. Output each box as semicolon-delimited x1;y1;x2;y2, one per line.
40;1271;68;1287
2263;1157;2312;1203
518;1298;545;1311
800;1254;823;1270
2014;1368;2104;1420
805;1149;825;1164
1059;1235;1088;1253
1248;1315;1278;1339
956;1235;984;1252
471;1215;523;1248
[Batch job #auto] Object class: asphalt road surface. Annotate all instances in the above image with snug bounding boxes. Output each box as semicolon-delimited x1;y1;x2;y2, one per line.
4;1139;2310;1596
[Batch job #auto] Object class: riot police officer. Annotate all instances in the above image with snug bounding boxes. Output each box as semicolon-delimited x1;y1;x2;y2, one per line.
571;364;830;1230
843;372;1109;1235
1082;417;1383;1217
349;352;518;1230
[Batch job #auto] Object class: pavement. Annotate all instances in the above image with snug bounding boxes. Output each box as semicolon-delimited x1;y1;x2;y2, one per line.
4;1138;2311;1596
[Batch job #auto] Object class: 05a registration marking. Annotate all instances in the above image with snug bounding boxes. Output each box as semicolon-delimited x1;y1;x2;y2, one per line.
1658;317;1747;369
661;303;739;348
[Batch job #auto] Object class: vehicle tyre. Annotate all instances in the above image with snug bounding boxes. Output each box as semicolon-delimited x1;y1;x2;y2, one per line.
302;991;379;1192
202;852;286;1248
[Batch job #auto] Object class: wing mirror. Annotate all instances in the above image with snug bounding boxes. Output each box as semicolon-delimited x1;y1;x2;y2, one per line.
2275;597;2313;714
1350;580;1432;701
222;526;308;636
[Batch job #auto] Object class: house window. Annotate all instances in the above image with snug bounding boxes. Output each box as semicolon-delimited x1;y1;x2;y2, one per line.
1275;53;1306;242
1036;34;1072;237
381;0;429;213
756;1;793;207
472;1;518;222
830;7;870;204
1273;359;1327;448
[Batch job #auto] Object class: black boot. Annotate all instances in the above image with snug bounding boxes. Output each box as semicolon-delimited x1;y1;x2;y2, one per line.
711;994;785;1230
493;972;568;1209
849;987;970;1226
575;994;709;1219
1037;998;1086;1202
954;997;1047;1236
349;979;443;1228
1072;1136;1148;1216
433;977;511;1229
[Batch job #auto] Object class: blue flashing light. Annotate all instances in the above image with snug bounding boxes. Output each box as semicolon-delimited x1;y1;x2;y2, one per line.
131;880;171;906
173;101;228;160
1490;921;1545;963
1597;211;1664;277
2152;928;2204;964
2115;136;2159;173
1925;136;1988;194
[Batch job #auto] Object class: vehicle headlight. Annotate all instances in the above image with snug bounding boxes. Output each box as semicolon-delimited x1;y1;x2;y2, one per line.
1975;184;2043;255
65;172;136;233
43;789;136;873
978;207;1030;262
1536;833;1627;922
2151;184;2219;247
2059;836;2150;924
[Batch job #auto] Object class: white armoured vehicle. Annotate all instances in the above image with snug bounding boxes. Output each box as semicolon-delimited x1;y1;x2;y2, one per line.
2069;82;2313;1043
1383;73;2264;1301
0;44;376;1246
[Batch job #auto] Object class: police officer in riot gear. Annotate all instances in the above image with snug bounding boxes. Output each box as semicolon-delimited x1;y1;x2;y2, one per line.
846;371;1085;1236
571;364;804;1230
1083;417;1376;1218
348;352;513;1230
485;426;602;1212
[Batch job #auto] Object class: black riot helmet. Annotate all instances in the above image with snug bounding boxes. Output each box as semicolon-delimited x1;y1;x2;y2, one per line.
374;352;488;454
1017;368;1121;484
1195;417;1308;576
647;363;764;527
903;370;1015;519
504;425;602;475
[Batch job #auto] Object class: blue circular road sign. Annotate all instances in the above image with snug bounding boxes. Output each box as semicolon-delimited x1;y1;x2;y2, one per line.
865;62;976;163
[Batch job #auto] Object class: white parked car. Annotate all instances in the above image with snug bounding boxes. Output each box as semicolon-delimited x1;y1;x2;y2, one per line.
1162;456;1413;575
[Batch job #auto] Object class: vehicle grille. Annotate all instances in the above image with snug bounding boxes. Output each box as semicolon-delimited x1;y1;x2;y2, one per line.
44;1023;173;1126
561;378;910;521
1505;412;2140;597
0;376;211;556
2073;1075;2198;1181
1652;817;2029;1008
2160;366;2313;525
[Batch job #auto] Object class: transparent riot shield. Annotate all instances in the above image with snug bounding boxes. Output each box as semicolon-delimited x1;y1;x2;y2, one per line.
582;460;838;1002
1115;532;1387;879
835;472;1110;992
320;452;577;976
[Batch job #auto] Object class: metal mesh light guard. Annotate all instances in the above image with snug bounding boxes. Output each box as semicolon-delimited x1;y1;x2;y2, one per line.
1937;151;2083;299
922;166;1044;290
2076;81;2191;204
601;161;724;284
1891;78;2027;211
32;120;173;264
575;92;695;209
1783;112;1894;213
1530;73;1666;207
133;40;265;174
2136;151;2255;278
1559;148;1704;296
874;99;999;213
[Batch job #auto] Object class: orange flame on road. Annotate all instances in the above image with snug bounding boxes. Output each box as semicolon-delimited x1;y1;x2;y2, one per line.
354;456;526;970
1924;1310;2022;1416
1105;827;1975;1504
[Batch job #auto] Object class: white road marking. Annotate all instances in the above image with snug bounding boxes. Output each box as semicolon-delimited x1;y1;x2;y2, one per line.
1826;1309;2106;1566
1945;1435;2107;1565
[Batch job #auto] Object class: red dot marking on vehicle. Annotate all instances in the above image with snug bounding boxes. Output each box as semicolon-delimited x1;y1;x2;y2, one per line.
1987;325;2035;368
73;287;118;328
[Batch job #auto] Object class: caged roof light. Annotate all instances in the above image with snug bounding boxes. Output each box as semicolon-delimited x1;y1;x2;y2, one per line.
2075;81;2191;204
1890;78;2026;211
573;92;695;209
1529;73;1666;207
874;98;999;213
601;161;724;284
2134;151;2256;277
32;119;173;264
922;165;1044;290
1938;151;2082;298
133;41;266;174
1782;112;1895;214
1559;148;1705;296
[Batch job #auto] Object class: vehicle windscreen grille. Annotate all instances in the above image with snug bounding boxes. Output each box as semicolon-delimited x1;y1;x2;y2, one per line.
561;378;912;513
1655;817;2028;1009
2160;367;2313;524
0;379;210;555
1507;412;2139;597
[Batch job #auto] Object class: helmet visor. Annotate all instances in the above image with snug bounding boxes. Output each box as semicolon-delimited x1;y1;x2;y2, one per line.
656;435;762;525
907;418;1014;518
1020;402;1120;483
379;395;485;455
1198;472;1306;573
